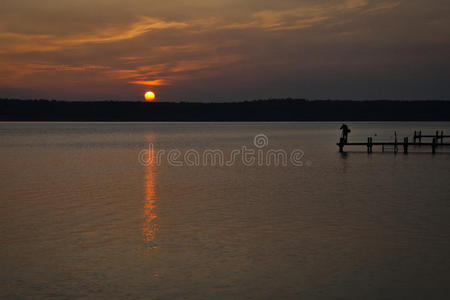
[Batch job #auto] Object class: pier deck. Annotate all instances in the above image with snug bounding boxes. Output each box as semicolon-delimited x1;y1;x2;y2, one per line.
338;130;450;154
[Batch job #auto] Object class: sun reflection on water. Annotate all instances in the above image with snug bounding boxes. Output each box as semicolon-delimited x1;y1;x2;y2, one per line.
143;134;158;246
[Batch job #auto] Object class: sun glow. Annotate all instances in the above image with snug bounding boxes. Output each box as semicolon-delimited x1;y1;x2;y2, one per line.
145;91;156;101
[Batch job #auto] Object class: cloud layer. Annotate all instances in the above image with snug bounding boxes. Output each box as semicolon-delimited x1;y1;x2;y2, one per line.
0;0;449;100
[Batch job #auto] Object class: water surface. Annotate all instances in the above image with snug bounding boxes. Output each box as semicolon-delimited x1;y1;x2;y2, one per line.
1;122;449;299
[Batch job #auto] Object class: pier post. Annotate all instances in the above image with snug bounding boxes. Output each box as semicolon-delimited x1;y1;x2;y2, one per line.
371;137;373;153
339;138;344;153
432;138;436;154
370;137;373;153
413;131;417;143
394;132;398;154
441;131;444;145
367;137;373;153
419;131;422;144
403;137;408;154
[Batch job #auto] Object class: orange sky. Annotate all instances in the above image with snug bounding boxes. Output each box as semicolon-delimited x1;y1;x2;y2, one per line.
0;0;449;101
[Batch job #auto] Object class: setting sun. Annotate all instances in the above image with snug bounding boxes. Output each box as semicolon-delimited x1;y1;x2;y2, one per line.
145;91;155;101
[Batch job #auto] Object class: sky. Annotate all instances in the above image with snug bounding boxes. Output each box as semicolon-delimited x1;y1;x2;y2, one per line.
0;0;449;101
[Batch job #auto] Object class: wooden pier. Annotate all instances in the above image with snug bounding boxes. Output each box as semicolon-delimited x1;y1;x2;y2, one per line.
413;130;450;144
338;131;450;154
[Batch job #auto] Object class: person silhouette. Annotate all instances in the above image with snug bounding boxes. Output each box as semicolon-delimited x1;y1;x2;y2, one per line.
340;124;351;143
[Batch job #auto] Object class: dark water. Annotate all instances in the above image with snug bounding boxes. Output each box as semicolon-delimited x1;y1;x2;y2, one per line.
0;122;449;299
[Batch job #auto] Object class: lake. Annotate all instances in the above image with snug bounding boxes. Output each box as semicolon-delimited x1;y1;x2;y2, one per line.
0;122;449;299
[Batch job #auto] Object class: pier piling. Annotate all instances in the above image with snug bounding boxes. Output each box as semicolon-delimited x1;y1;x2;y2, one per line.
339;138;344;153
367;137;373;153
432;138;436;154
403;137;408;154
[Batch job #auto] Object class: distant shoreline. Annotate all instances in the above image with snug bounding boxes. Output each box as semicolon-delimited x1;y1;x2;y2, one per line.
1;99;449;121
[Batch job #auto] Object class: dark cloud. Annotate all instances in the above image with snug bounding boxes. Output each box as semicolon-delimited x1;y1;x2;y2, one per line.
0;0;449;100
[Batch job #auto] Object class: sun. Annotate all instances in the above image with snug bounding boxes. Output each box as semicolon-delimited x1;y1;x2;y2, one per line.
144;91;156;101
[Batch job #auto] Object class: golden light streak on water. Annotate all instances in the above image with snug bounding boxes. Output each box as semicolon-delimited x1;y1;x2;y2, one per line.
142;134;158;246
